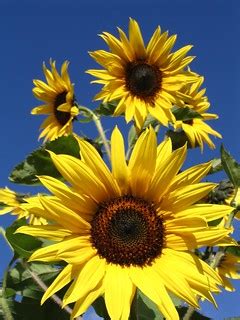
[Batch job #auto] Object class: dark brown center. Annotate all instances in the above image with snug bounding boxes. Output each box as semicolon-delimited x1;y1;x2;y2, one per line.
53;91;71;126
183;119;194;125
90;195;165;267
125;62;162;101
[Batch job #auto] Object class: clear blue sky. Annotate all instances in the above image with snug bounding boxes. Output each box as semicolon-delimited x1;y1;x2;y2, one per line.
0;0;240;318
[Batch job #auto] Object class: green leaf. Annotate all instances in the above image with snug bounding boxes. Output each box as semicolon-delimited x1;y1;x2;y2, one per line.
95;100;119;116
172;106;203;121
177;306;210;319
9;135;80;185
6;262;60;300
166;130;191;150
5;219;42;258
221;145;240;187
130;290;164;320
226;244;240;257
92;296;110;319
13;296;70;320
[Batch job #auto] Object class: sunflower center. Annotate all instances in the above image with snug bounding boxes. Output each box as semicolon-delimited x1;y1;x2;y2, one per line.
183;119;194;125
125;62;162;100
53;91;71;126
90;195;164;267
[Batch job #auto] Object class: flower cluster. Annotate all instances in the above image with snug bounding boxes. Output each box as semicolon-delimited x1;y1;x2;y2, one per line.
0;18;240;320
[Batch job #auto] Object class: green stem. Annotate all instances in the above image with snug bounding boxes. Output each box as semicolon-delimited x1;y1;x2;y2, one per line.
78;106;111;162
182;305;195;320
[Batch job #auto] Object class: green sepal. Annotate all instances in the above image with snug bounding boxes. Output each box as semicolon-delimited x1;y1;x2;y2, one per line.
95;100;119;116
172;106;203;121
9;135;80;185
221;145;240;187
5;219;42;259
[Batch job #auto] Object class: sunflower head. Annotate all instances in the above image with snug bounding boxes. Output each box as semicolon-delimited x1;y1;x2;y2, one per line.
173;76;222;151
31;60;79;142
16;127;235;319
0;188;47;225
87;18;197;129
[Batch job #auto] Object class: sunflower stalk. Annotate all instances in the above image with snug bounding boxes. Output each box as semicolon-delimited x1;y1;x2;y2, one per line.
20;260;82;319
78;105;111;161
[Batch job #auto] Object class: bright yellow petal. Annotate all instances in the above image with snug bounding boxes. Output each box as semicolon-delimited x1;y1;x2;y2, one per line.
105;264;135;320
128;127;157;197
63;255;106;306
41;264;75;304
111;127;129;194
130;266;179;320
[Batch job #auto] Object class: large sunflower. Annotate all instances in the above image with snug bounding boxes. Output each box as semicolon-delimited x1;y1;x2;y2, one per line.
0;188;47;225
17;128;234;320
87;18;197;130
31;60;79;142
173;76;222;151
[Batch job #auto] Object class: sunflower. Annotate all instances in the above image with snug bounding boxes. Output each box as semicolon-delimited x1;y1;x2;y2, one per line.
215;253;240;291
87;18;197;130
173;76;222;151
17;127;234;320
31;60;79;142
0;188;47;225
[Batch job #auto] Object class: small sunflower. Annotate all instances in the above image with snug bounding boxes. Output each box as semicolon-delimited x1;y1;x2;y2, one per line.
87;18;197;130
216;253;240;291
0;188;47;225
173;76;222;151
31;60;79;142
17;128;234;320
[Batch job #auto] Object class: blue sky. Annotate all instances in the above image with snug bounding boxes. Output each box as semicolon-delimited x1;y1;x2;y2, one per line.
0;0;240;318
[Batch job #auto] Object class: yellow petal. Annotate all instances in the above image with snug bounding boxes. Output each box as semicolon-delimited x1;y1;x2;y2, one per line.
41;264;74;304
175;204;233;222
71;281;104;319
63;255;106;306
129;18;146;59
38;175;96;216
48;151;109;202
130;266;179;320
169;162;212;192
162;183;216;212
128;127;157;197
111;127;129;194
39;197;90;233
147;144;187;202
105;264;135;320
16;225;72;241
75;138;121;197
